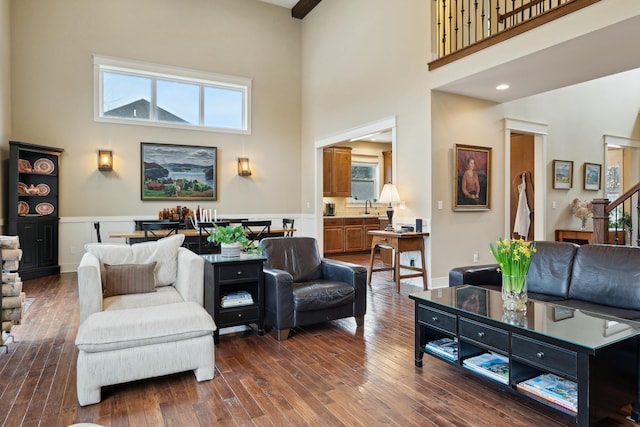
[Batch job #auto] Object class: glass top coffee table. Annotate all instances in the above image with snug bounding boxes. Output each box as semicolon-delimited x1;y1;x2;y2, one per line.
410;286;640;426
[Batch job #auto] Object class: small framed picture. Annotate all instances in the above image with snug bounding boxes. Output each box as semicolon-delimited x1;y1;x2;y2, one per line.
455;286;488;316
583;162;601;191
551;306;574;322
453;144;491;211
552;160;573;189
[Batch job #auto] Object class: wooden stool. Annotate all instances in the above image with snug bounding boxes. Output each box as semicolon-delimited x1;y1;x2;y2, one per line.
368;230;429;293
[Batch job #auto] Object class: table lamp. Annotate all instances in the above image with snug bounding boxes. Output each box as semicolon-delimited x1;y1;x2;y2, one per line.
379;183;401;231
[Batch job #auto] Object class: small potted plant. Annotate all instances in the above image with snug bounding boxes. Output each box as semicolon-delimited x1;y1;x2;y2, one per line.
207;224;261;256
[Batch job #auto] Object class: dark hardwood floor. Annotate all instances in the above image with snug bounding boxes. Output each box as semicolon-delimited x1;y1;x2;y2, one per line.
0;253;633;426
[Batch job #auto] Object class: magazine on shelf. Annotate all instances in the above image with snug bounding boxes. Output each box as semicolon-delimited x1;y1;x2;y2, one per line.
221;298;254;308
221;291;253;307
462;352;509;384
517;373;577;412
425;337;458;361
223;291;252;300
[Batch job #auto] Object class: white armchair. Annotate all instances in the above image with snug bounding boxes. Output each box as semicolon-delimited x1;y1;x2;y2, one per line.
75;235;216;406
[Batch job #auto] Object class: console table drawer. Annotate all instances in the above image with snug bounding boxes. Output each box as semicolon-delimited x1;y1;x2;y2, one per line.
512;335;577;378
459;318;508;352
219;306;261;326
418;305;456;334
218;263;260;282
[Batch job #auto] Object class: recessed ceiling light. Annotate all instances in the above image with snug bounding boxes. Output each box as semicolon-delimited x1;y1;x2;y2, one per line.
496;84;510;91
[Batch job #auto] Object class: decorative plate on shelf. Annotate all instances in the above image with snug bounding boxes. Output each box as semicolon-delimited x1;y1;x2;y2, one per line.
18;159;32;173
18;201;29;216
33;158;55;174
17;182;28;195
35;202;54;215
36;183;50;196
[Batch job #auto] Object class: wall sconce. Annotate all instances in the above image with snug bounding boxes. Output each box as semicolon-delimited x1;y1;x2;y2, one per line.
238;157;252;176
98;150;113;172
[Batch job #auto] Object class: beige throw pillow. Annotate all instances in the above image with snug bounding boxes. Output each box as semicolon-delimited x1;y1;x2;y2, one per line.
103;262;157;298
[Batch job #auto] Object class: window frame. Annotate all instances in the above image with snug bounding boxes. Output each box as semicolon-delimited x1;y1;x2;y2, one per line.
93;55;251;134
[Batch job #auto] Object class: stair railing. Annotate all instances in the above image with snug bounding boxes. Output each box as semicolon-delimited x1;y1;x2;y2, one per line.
592;181;640;245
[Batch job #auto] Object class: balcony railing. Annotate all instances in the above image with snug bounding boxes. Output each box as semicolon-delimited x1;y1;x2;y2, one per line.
430;0;601;70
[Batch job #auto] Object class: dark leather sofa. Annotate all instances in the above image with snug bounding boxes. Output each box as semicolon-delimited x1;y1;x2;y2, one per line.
260;237;367;340
449;241;640;320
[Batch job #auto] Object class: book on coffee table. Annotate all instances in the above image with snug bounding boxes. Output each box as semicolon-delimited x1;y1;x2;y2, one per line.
425;337;458;361
462;352;509;384
516;373;577;413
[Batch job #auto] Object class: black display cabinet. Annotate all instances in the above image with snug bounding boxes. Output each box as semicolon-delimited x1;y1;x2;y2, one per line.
7;141;64;280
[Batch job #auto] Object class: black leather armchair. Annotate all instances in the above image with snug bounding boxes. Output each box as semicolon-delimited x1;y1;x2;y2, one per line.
260;237;367;340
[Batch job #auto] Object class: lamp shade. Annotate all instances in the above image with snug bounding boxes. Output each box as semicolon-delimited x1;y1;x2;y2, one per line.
238;157;251;176
378;183;401;204
98;150;113;171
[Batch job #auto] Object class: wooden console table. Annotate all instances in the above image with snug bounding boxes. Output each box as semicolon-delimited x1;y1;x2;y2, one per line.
555;229;593;245
367;230;429;293
555;228;626;245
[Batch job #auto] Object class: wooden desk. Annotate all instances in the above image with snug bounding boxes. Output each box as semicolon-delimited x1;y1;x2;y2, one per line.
367;230;429;293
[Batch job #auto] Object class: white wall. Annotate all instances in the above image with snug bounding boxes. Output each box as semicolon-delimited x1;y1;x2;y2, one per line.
7;0;304;270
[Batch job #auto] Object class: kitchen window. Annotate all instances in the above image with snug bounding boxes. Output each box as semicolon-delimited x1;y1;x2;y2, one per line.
350;161;379;202
94;55;251;133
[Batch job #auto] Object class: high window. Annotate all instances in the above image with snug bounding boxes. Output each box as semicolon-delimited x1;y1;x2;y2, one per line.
94;55;251;133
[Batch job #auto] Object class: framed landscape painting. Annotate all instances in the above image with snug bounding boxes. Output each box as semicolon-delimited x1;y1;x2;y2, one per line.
141;142;217;201
583;162;601;191
553;160;573;189
453;144;491;211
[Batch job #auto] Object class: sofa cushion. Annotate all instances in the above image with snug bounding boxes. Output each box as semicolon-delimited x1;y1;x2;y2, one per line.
103;285;183;311
261;237;322;282
526;241;578;298
75;301;215;353
103;262;157;298
292;280;354;311
569;244;640;310
85;234;185;286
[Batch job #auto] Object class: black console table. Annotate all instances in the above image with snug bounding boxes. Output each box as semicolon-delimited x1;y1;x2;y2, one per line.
410;286;640;426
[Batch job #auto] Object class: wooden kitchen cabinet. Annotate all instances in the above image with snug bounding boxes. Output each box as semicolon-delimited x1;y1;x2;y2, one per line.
323;147;352;197
344;218;365;252
324;217;380;255
324;218;345;254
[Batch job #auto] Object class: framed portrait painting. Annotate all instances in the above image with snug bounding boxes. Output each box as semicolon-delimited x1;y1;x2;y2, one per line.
141;142;218;201
552;160;573;189
583;162;601;191
453;144;491;211
455;286;488;316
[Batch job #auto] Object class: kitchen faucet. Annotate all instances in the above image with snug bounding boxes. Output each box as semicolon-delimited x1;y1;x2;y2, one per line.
364;199;372;215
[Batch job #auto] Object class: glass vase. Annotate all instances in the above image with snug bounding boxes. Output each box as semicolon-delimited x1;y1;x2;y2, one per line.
502;273;527;312
580;217;587;230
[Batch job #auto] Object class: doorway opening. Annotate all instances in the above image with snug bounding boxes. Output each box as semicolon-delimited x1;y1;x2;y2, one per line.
504;119;547;241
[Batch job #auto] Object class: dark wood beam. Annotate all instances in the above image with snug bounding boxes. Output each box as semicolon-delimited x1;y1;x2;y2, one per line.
292;0;321;19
